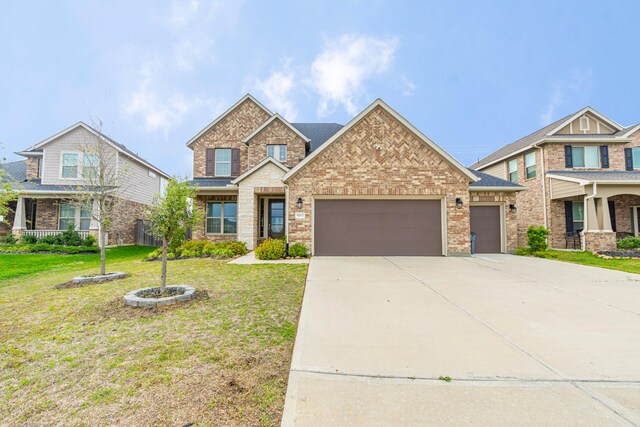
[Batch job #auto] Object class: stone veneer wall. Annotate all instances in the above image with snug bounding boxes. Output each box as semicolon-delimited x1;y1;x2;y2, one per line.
583;231;617;252
26;157;40;180
470;191;518;253
285;105;473;255
246;119;307;170
35;199;59;230
191;99;271;178
192;195;239;242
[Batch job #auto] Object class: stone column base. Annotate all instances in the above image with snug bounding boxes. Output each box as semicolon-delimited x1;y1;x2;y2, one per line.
11;229;24;239
582;231;616;253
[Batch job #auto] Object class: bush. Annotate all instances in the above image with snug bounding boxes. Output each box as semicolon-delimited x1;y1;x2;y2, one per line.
514;247;531;256
617;236;640;250
146;239;248;260
82;235;97;247
220;241;247;256
255;238;286;260
0;243;99;254
527;226;549;252
21;234;38;244
288;242;308;257
4;233;17;244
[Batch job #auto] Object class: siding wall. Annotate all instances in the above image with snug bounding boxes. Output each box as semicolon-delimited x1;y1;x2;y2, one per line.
550;178;585;199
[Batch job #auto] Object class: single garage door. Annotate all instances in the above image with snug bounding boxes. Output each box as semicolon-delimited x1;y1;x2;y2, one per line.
314;199;442;256
470;205;501;253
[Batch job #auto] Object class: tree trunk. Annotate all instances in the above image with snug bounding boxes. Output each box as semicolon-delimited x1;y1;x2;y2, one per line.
100;229;106;275
160;238;168;293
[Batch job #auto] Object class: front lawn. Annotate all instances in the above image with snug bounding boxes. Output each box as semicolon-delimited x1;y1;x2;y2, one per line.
0;247;307;426
534;250;640;275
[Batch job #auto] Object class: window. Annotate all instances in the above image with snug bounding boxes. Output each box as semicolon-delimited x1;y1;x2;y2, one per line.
579;116;589;131
633;148;640;169
572;201;584;232
61;153;79;178
79;204;91;230
524;152;536;179
508;159;518;183
37;158;42;178
267;144;287;162
571;146;599;168
206;201;237;234
59;203;76;230
82;154;99;179
215;149;231;177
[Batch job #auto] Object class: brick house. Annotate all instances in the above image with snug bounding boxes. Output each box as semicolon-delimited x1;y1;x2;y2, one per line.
186;94;522;256
471;107;640;252
0;122;170;245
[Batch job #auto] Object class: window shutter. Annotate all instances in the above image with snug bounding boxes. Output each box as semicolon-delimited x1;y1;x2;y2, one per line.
625;148;634;171
205;149;215;176
600;145;609;168
564;145;573;168
565;201;574;233
231;148;241;177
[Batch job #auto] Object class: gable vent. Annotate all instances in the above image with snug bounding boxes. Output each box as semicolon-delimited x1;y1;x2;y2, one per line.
579;116;590;132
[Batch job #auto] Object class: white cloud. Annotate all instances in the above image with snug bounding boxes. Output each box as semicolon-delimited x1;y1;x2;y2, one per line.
310;35;398;116
401;76;416;96
253;62;298;121
541;69;593;124
168;0;200;28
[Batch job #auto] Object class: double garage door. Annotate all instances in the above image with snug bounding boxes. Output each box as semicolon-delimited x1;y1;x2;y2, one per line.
314;199;443;256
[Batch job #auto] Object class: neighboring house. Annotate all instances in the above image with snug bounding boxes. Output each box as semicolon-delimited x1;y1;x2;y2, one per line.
0;122;170;245
471;107;640;252
186;94;522;256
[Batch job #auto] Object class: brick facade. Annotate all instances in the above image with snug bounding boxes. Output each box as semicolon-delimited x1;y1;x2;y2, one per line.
191;99;270;178
583;231;617;253
285;105;473;255
109;198;148;245
470;191;518;253
192;194;239;242
246;118;307;170
35;198;59;230
25;156;40;180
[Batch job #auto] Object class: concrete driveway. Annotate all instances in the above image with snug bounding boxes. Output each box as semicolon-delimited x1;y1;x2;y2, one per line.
282;255;640;426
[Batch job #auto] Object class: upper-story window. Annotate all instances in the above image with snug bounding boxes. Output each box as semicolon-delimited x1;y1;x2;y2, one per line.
508;159;518;183
267;144;287;162
571;146;599;168
524;152;536;179
82;154;99;179
61;153;80;178
206;148;240;177
37;157;42;178
625;147;640;170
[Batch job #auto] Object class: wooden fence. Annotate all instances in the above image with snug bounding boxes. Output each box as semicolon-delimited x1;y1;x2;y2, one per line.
135;220;192;247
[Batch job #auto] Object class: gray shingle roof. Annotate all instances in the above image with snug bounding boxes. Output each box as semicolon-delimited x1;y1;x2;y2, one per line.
547;170;640;182
0;160;27;182
468;169;524;189
291;123;343;152
188;177;234;188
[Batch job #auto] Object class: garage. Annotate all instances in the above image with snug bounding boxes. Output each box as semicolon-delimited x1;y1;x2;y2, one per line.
470;205;502;253
313;199;443;256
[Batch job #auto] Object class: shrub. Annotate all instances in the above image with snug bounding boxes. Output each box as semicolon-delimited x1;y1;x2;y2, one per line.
4;233;17;244
255;238;286;260
288;242;308;257
527;226;549;252
617;236;640;250
211;247;234;258
59;224;83;246
21;234;38;244
514;247;531;256
220;241;247;256
0;243;99;254
82;235;97;247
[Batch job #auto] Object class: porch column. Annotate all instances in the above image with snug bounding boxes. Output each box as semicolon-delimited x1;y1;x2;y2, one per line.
600;197;613;231
585;197;599;231
11;196;26;237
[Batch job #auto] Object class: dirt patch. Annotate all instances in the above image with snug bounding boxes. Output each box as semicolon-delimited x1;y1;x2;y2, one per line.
99;290;211;320
54;274;130;289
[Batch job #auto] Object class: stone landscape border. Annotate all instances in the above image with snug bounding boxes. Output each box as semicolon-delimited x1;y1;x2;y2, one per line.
72;272;127;283
124;285;196;308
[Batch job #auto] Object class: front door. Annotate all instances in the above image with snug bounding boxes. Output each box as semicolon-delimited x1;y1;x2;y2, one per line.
268;199;285;239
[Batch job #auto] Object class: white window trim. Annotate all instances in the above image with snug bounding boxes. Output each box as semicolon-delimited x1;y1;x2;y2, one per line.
59;151;82;180
571;145;600;169
58;203;91;231
507;159;518;183
524;152;536;179
631;147;640;170
205;201;237;234
267;144;287;162
214;148;232;177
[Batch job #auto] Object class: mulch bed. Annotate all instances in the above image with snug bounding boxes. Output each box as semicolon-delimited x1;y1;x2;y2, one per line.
596;250;640;259
99;290;211;320
54;274;130;290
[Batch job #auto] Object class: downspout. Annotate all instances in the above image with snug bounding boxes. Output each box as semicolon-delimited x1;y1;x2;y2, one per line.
583;181;598;251
535;143;548;229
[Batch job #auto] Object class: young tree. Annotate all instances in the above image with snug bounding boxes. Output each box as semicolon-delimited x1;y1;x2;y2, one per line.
0;145;19;226
147;178;201;293
70;120;129;275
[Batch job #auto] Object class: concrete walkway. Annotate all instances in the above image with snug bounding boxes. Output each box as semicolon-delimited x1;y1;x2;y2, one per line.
227;251;309;265
283;255;640;426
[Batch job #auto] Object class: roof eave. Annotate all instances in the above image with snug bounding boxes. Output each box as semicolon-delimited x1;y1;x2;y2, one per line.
469;186;525;192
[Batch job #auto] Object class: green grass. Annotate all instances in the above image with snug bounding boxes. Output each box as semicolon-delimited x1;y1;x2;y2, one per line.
0;246;154;281
533;250;640;275
0;249;307;426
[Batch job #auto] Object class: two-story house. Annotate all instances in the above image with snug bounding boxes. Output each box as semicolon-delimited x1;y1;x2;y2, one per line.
1;122;170;245
471;107;640;252
186;94;523;256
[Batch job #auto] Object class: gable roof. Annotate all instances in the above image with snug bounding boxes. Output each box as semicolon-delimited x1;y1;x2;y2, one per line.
471;107;630;170
186;94;273;148
242;114;310;145
468;169;524;191
231;157;289;184
20;122;171;178
0;160;27;182
292;123;344;152
283;99;478;182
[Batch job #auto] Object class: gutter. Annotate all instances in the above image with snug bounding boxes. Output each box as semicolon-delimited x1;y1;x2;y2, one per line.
534;142;548;228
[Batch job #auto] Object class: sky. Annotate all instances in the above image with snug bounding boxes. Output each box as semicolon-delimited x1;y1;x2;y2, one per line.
1;0;639;176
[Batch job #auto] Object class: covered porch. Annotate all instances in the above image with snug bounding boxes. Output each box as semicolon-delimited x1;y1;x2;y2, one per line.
549;171;640;252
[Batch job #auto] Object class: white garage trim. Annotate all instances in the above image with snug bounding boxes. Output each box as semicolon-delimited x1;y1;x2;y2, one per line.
470;202;506;253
